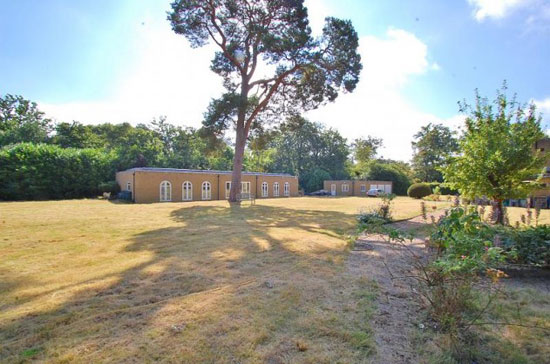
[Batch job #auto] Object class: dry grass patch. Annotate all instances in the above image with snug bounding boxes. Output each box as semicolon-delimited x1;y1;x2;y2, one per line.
0;197;445;363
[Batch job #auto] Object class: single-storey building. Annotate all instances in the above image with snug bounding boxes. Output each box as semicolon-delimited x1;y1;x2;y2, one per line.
115;167;299;203
323;180;393;197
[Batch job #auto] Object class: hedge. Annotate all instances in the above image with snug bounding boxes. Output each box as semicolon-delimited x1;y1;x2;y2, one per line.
0;143;117;200
407;183;432;199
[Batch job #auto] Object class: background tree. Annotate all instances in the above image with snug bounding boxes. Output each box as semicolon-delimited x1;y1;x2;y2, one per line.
169;0;362;201
0;94;53;146
443;85;545;224
360;160;412;195
349;136;383;177
270;115;349;191
352;136;383;164
411;123;458;182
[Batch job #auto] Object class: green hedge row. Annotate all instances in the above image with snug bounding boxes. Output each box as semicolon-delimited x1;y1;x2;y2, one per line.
0;143;118;200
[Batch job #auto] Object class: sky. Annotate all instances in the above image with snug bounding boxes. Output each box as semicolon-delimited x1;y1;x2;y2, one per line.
1;0;549;161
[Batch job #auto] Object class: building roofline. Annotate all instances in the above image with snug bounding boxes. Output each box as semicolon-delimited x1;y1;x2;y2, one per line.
119;167;296;178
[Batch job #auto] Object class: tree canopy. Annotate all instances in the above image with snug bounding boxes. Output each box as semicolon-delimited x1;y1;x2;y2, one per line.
0;94;53;146
443;85;546;224
168;0;362;201
411;123;458;182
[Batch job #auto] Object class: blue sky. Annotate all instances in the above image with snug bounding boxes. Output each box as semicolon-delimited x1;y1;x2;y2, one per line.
1;0;549;161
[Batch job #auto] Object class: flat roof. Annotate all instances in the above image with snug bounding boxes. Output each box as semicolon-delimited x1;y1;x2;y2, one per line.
324;180;393;183
120;167;295;178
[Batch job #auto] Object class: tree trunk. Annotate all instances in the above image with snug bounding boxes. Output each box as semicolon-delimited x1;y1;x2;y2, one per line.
229;126;246;203
494;199;505;225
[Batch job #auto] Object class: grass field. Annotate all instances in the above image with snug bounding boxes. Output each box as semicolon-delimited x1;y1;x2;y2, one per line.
0;196;445;363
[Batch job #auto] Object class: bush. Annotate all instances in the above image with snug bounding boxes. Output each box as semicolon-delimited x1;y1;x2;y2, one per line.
0;143;117;200
501;225;550;266
300;168;331;193
408;183;432;199
98;181;121;194
364;162;411;195
429;182;459;195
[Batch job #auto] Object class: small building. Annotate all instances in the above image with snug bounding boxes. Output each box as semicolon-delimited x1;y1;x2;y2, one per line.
116;168;299;203
323;180;393;197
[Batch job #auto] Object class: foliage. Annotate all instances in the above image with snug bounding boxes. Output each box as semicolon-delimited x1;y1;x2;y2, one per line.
0;94;53;146
500;225;550;266
357;193;396;230
301;168;331;193
443;84;546;224
359;160;412;195
407;182;432;199
168;0;362;201
269;116;350;191
0;143;117;200
352;136;383;165
411;123;458;182
98;181;121;195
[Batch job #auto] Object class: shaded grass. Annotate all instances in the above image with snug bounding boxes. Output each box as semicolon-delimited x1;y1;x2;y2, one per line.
0;197;430;363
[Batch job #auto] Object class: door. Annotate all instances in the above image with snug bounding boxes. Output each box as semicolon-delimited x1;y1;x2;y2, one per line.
331;184;336;196
225;181;231;199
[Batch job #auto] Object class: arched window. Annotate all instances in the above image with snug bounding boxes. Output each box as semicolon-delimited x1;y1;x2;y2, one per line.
262;182;268;197
160;181;172;202
182;181;192;201
126;182;131;191
273;182;280;197
202;181;211;200
284;182;290;196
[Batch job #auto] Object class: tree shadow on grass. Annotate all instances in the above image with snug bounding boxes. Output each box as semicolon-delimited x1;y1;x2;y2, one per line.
1;204;364;363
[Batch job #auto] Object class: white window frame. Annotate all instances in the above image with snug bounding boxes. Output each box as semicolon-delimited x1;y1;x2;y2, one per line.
342;184;349;192
225;181;231;199
273;182;280;197
182;181;192;201
202;181;212;200
126;182;131;191
160;181;172;202
262;182;268;197
284;182;290;196
360;184;366;193
241;181;250;194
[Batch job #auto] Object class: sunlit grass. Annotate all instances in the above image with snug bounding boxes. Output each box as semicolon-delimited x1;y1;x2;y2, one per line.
0;196;445;363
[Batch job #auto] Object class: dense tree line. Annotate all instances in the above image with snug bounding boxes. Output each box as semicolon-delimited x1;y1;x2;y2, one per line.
0;94;416;200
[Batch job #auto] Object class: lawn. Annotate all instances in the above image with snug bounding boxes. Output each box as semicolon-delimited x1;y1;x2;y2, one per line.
0;196;444;363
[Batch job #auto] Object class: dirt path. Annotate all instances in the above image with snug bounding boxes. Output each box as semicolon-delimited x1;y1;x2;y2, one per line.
347;211;446;364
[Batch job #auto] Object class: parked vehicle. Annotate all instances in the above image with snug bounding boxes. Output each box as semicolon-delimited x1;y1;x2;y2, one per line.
309;189;331;196
367;188;385;197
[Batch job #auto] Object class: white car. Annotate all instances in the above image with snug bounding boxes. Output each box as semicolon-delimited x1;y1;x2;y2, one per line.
367;188;385;197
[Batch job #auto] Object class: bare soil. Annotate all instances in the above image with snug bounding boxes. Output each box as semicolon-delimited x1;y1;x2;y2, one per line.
347;212;446;364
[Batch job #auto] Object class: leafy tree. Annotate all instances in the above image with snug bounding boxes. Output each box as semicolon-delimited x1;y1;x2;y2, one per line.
443;86;545;224
411;123;458;182
169;0;362;201
352;136;383;164
0;94;53;146
362;161;412;196
301;167;331;193
53;121;104;148
270;115;349;190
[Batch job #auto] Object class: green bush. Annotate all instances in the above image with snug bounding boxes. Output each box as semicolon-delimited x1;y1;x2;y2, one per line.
501;225;550;266
0;143;117;200
407;183;432;199
428;182;459;195
98;181;121;194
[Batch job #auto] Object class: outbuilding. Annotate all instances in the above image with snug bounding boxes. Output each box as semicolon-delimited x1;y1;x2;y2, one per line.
323;180;393;197
116;167;299;203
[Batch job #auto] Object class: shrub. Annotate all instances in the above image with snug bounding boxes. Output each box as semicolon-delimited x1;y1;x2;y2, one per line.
0;143;117;200
98;181;121;194
501;225;550;266
407;183;432;199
